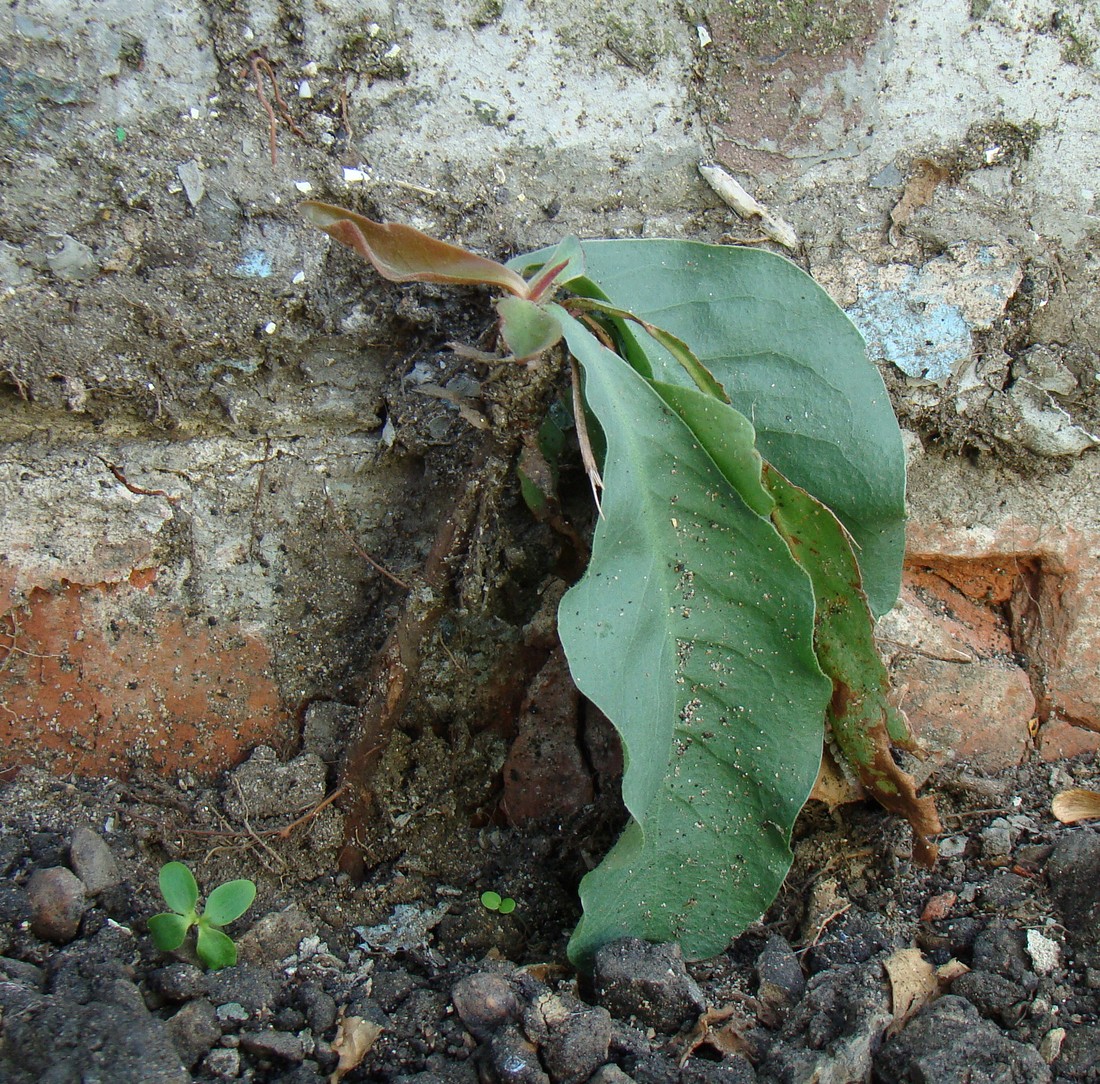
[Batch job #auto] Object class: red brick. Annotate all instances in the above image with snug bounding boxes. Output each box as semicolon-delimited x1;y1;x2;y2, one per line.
502;647;593;823
884;520;1100;770
0;575;288;778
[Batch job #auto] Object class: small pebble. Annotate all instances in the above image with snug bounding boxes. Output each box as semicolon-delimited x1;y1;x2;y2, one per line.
207;963;281;1014
541;1005;612;1084
240;1029;305;1062
979;818;1017;860
69;827;121;895
452;972;519;1040
202;1048;241;1079
1039;1027;1065;1064
592;939;705;1034
150;962;207;1003
489;1023;549;1084
298;982;339;1034
166;999;221;1069
1026;929;1060;975
216;1002;250;1024
0;882;32;926
1047;832;1100;940
589;1067;637;1084
952;969;1028;1027
236;907;315;965
756;934;805;1007
971;925;1030;981
938;835;968;859
274;1006;306;1031
27;866;86;943
0;955;46;989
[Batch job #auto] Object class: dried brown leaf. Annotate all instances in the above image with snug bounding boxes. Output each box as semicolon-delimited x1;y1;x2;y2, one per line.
676;1005;757;1068
809;744;864;810
885;947;936;1031
890;160;951;229
330;1015;383;1084
884;947;967;1036
1052;787;1100;824
698;163;800;250
301;201;529;296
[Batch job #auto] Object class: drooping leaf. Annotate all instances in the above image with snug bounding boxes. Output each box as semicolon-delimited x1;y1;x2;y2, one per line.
651;383;771;517
301;201;530;296
496;296;563;359
195;923;238;970
528;240;906;618
654;383;938;862
552;309;832;968
203;878;257;927
158;861;199;916
761;466;941;864
148;911;192;952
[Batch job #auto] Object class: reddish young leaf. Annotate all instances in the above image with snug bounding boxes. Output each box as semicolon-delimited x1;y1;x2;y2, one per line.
301;201;529;296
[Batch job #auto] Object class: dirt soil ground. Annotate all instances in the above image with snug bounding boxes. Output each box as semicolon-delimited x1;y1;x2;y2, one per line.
2;737;1100;1082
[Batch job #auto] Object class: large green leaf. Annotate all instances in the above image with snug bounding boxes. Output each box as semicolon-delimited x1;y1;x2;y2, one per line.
762;467;941;864
553;310;832;968
519;241;905;617
652;382;938;865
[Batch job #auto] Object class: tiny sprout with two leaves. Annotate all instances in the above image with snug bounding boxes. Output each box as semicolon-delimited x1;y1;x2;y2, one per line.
480;890;516;915
148;861;256;970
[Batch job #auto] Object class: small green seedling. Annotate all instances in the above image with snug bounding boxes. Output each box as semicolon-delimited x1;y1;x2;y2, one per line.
480;890;516;915
148;861;256;970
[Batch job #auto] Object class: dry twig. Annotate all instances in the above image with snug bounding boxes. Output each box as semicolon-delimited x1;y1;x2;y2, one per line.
323;483;410;590
249;54;307;165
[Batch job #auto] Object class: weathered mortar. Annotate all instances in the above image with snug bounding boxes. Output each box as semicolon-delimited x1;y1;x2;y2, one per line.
2;0;1098;777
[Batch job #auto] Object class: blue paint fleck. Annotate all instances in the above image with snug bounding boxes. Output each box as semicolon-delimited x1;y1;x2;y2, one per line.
233;249;273;278
847;271;972;383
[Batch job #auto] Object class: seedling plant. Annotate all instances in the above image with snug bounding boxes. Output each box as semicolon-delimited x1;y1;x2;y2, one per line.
302;202;942;970
148;861;256;970
480;890;517;915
